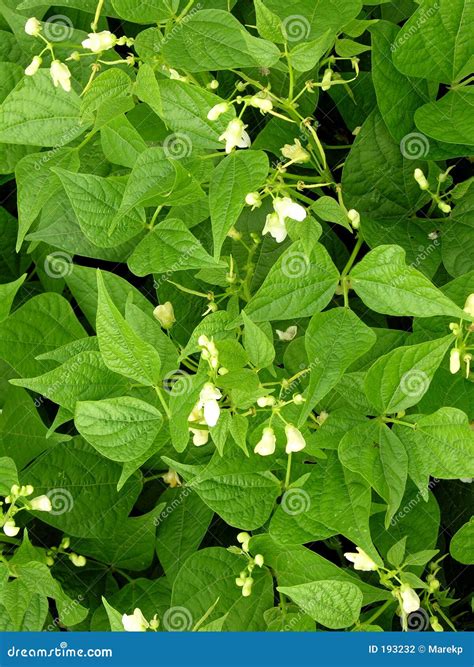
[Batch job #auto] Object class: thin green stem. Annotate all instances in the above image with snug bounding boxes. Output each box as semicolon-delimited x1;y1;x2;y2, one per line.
92;0;106;31
155;386;171;419
284;452;293;490
340;236;363;279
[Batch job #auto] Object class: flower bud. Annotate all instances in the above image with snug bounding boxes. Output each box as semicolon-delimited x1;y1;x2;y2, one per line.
293;394;304;405
153;301;175;329
242;577;253;597
10;484;20;497
438;201;451;214
414;168;429;191
249;94;273;113
207;102;229;121
347;209;360;230
149;615;159;630
430;616;444;632
450;348;461;374
69;553;86;567
25;55;42;76
60;536;70;550
24;485;34;496
321;68;332;91
257;396;276;408
245;192;262;209
208;79;219;90
162;469;181;488
25;17;41;36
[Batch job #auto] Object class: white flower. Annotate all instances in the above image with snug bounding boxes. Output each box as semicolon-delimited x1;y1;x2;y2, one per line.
198;383;222;427
276;325;297;342
254;427;276;456
25;17;41;36
285;423;306;454
400;585;420;614
29;495;52;512
162;469;181;488
168;68;186;81
450;348;461;374
254;554;264;567
249;94;273;113
190;427;209;447
242;577;253;597
207;102;230;121
153;302;175;329
414;168;429;191
347;209;360;229
237;532;251;551
245;192;262;209
262;211;287;243
209;79;219;90
263;197;307;243
460;478;472;483
25;55;42;76
50;60;72;92
69;553;86;567
122;608;149;632
281;139;310;164
3;519;20;537
293;394;304;405
219;118;251;153
273;197;307;223
344;547;378;571
463;294;474;318
82;30;116;53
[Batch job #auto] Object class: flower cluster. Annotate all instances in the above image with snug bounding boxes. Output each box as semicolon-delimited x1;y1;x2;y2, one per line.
2;484;52;537
122;608;159;632
234;532;265;597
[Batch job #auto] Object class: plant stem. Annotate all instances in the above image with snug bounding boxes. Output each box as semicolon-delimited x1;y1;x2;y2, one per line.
284;453;293;489
340;235;363;279
155;386;171;419
92;0;105;31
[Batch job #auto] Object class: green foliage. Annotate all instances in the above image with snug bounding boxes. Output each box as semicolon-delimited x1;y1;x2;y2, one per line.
0;0;472;635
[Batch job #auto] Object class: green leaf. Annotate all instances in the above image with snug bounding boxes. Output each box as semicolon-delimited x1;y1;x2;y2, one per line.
350;245;469;319
415;88;474;147
364;335;453;414
442;193;474;278
244;241;339;323
370;21;429;142
81;69;132;121
0;456;18;495
113;147;205;225
397;408;474;482
171;547;273;631
10;351;129;411
241;311;275;369
112;0;179;23
210;150;269;258
264;0;362;40
299;308;376;425
278;580;362;629
155;488;213;582
128;219;218;277
23;439;141;538
102;597;124;632
289;30;334;72
339;421;408;527
96;271;162;386
450;519;474;565
161;9;281;72
15;147;80;251
0;71;90;146
310;196;352;231
392;0;474;84
55;168;145;248
342;110;427;217
386;536;407;568
100;114;147;168
75;396;163;462
135;66;235;150
254;0;283;42
172;450;281;530
0;274;26;321
0;293;86;377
